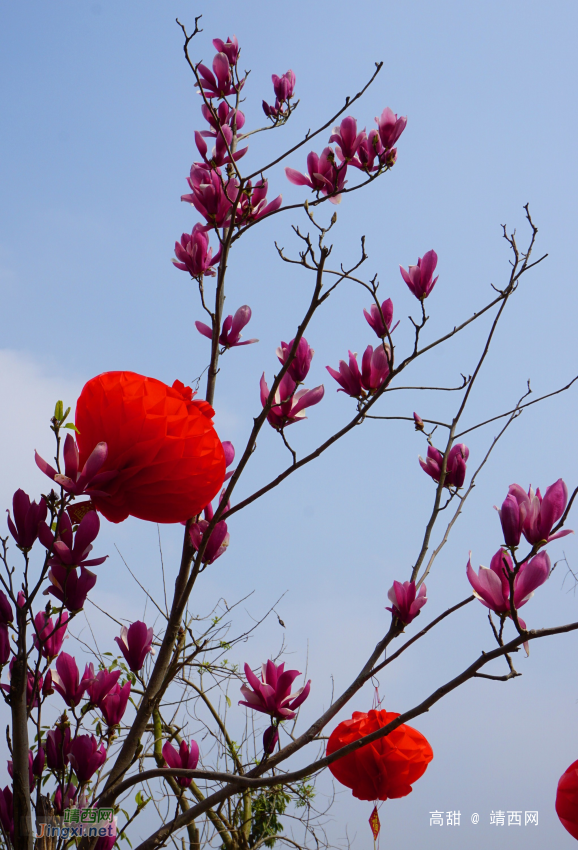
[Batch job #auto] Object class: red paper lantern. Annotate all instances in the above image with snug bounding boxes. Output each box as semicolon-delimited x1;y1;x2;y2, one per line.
556;759;578;840
75;371;226;524
327;709;433;801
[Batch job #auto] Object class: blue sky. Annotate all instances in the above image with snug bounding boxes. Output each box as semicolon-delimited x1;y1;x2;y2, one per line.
2;1;578;847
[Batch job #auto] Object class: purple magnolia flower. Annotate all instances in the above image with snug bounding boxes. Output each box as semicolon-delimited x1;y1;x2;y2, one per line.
67;735;106;784
0;625;9;666
194;126;248;168
239;660;311;721
182;165;238;230
115;621;154;673
0;786;12;843
99;681;131;727
400;250;439;300
162;739;200;788
33;746;45;778
35;435;117;499
33;610;68;660
235;179;282;224
8;750;34;792
85;667;121;705
0;591;12;625
285;148;347;204
386;580;427;625
38;510;107;570
212;35;239;66
273;70;296;101
195;305;258;349
413;412;425;431
467;548;551;616
326;345;390;397
52;652;93;708
42;668;53;697
363;298;399;338
53;782;77;815
506;479;573;547
330;117;366;162
276;337;314;383
419;443;469;489
4;659;43;707
196;53;237;99
222;441;236;483
189;500;230;565
263;725;279;756
46;726;72;771
375;107;407;152
7;489;47;550
173;224;222;278
45;564;97;613
350;129;382;172
200;102;245;138
260;373;324;429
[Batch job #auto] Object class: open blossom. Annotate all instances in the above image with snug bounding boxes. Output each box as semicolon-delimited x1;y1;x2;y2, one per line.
33;610;68;660
53;782;77;815
99;681;131;727
400;250;439;300
212;35;239;66
326;345;390;398
375;107;407;152
239;660;311;721
162;740;199;788
196;52;239;99
235;178;282;224
194;126;248;168
52;652;93;708
419;443;469;489
36;435;117;498
173;224;222;278
85;667;121;705
386;580;427;625
260;373;324;429
190;500;230;565
330;116;366;162
196;305;258;348
7;489;47;549
38;510;107;570
285;148;347;203
276;337;314;383
201;102;245;137
115;621;154;672
46;726;72;771
45;564;97;613
182;165;238;230
363;298;399;338
505;479;573;548
467;548;551;616
67;735;106;784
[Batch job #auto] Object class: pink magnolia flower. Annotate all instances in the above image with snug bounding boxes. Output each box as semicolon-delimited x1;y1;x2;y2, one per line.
326;345;390;397
115;621;154;672
351;129;382;172
200;102;245;138
375;107;407;152
162;740;199;788
189;500;230;565
330;116;366;162
38;510;107;570
413;412;425;431
263;725;279;756
181;165;238;230
7;490;47;550
46;726;72;771
67;735;106;784
0;786;12;843
4;658;42;708
506;479;573;547
212;35;239;66
235;178;282;224
419;443;469;489
239;660;311;721
194;126;248;168
467;548;551;616
386;580;427;625
400;250;439;300
99;681;131;727
33;610;68;660
0;591;13;625
363;298;399;338
260;373;324;429
32;746;45;779
53;782;77;815
173;224;222;278
276;336;314;383
0;626;9;666
45;564;97;613
326;350;363;397
52;652;93;708
272;70;296;101
85;667;122;705
285;148;347;203
196;305;258;348
196;53;237;99
35;435;117;498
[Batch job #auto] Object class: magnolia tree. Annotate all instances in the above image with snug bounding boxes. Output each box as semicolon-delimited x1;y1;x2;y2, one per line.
2;16;578;850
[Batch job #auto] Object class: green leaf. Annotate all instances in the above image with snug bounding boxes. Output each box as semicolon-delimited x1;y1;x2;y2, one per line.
64;423;80;433
62;406;71;422
225;695;231;708
54;400;64;420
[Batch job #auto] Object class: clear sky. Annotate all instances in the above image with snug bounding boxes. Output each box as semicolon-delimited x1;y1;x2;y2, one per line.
1;1;578;847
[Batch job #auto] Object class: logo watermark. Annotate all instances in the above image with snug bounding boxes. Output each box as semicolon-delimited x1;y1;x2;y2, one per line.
35;808;116;840
429;810;538;827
